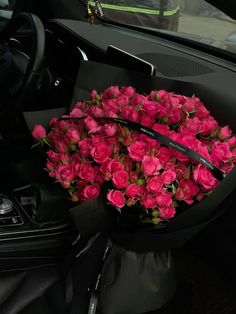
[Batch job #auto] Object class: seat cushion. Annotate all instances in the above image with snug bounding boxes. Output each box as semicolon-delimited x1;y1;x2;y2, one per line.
0;266;64;314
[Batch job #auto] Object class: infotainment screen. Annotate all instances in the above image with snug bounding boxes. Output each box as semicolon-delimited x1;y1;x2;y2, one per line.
106;45;156;76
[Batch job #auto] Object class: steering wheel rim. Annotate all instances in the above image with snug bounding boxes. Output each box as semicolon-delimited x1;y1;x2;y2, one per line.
0;12;45;117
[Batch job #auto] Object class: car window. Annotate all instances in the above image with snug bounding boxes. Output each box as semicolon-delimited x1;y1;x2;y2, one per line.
87;0;236;54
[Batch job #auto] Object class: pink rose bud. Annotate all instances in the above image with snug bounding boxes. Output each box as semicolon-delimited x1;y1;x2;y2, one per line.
70;108;84;118
90;89;98;99
219;126;232;140
32;125;46;140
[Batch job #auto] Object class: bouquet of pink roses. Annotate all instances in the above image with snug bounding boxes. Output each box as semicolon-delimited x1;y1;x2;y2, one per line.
32;86;236;226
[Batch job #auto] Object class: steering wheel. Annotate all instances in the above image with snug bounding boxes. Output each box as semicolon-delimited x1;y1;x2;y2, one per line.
0;12;45;117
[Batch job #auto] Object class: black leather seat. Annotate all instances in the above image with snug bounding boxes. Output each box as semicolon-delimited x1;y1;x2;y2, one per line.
0;266;65;314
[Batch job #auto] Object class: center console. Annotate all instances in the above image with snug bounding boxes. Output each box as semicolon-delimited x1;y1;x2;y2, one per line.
0;194;23;226
0;184;77;271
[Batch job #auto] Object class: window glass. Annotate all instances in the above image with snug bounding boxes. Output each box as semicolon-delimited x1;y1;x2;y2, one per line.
89;0;236;54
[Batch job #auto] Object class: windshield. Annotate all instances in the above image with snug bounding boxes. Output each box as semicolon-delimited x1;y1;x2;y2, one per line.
88;0;236;54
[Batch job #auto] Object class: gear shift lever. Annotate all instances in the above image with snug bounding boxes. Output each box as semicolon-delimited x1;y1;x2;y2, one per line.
0;196;14;215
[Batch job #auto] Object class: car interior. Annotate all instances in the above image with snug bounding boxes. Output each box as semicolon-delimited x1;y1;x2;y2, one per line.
0;0;236;313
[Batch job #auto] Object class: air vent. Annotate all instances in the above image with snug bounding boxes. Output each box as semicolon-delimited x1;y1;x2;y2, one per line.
138;53;214;77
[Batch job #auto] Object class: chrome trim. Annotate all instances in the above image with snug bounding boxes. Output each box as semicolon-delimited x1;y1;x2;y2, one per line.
77;46;88;61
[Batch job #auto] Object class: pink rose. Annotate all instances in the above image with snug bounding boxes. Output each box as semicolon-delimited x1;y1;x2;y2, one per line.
132;94;147;107
157;105;168;119
141;156;161;176
90;89;98;100
74;101;86;111
90;106;104;118
84;116;99;133
195;102;209;119
104;123;118;137
128;141;147;162
157;147;172;165
152;123;170;136
79;138;92;157
121;86;136;97
107;159;124;173
183;97;197;112
70;108;84;118
56;164;75;183
199;117;218;136
91;143;112;163
76;162;94;182
112;170;129;189
167;108;182;124
143;100;159;117
55;140;68;153
107;189;126;208
46;161;54;171
121;105;139;121
102;99;119;113
49;117;58;126
103;86;120;98
91;134;105;146
140;115;155;127
159;207;176;220
125;184;141;198
47;150;60;163
142;196;156;209
146;176;163;194
185;117;201;134
232;148;236;162
157;89;168;99
161;168;176;185
175;178;199;202
66;128;80;143
32;125;46;140
228;136;236;147
116;95;129;107
155;192;172;207
128;108;140;122
162;93;182;110
193;164;218;191
139;134;158;149
221;163;235;174
83;184;100;200
211;142;232;166
219;126;232;140
170;136;190;163
59;153;70;163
